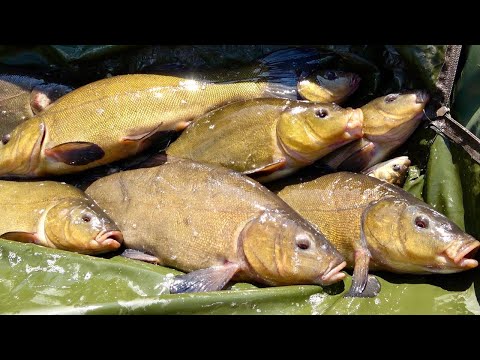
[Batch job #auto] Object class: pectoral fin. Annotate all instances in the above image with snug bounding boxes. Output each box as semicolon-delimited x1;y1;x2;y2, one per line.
1;231;40;244
243;158;287;177
337;141;377;172
345;200;381;298
121;249;160;264
45;142;105;166
170;263;240;294
345;249;380;297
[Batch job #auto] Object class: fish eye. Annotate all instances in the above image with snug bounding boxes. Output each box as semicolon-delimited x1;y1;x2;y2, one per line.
392;164;401;172
315;109;329;118
82;214;92;223
414;216;429;229
323;71;337;81
295;237;312;250
1;134;10;145
385;94;399;103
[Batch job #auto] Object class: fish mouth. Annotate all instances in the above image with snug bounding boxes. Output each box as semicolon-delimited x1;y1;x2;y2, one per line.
452;240;480;269
318;260;347;286
95;230;123;249
344;108;364;140
415;90;430;104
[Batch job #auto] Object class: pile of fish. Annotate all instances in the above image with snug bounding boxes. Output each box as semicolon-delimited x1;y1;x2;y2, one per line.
0;47;478;299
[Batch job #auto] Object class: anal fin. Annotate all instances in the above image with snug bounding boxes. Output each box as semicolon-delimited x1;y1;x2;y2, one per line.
121;249;160;264
1;231;40;244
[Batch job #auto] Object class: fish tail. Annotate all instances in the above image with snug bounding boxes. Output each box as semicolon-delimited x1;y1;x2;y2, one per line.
260;48;326;100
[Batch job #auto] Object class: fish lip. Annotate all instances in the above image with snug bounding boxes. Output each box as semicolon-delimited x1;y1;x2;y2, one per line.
95;230;123;249
318;261;347;286
415;90;430;104
452;240;480;268
344;108;364;139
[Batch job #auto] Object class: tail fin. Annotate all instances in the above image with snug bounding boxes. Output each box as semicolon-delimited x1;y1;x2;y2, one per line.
259;47;326;99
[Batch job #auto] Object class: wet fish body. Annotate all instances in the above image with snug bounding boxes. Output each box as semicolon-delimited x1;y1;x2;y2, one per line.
167;98;363;182
278;172;480;297
0;180;123;254
85;159;347;293
323;91;429;171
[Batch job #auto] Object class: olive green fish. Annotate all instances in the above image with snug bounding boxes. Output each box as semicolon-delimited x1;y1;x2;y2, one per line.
362;156;411;186
85;159;347;293
0;74;72;141
0;48;356;178
323;91;429;171
297;70;360;104
167;98;363;182
0;180;123;254
277;172;480;297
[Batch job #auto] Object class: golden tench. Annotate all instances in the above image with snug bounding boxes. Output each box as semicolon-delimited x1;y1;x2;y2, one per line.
167;98;363;182
277;172;480;297
323;91;429;171
85;159;347;293
362;156;411;186
0;180;123;254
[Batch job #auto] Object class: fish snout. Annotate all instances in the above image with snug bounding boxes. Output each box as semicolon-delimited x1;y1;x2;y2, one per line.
415;90;430;104
344;108;364;140
444;239;480;269
317;260;347;286
95;230;123;249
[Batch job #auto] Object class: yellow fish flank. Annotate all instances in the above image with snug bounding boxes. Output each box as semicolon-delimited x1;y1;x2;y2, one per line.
85;159;347;293
0;180;123;254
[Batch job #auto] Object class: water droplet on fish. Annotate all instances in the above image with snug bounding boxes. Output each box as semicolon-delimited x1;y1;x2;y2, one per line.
132;224;137;229
193;230;199;237
209;125;215;129
1;111;6;114
181;99;187;104
201;84;206;90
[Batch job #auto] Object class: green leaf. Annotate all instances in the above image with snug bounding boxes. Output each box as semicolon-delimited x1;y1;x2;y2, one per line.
451;45;480;239
424;135;465;229
403;166;424;200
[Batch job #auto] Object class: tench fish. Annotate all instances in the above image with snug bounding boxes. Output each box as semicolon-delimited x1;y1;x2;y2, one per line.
0;74;72;140
85;159;347;293
297;70;360;104
0;48;358;178
166;98;363;182
362;156;411;186
277;172;480;297
0;180;123;254
323;91;429;171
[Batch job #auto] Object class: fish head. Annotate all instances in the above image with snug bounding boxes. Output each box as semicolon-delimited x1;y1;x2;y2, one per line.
277;103;364;163
240;209;346;286
361;90;429;141
364;156;411;185
0;118;46;177
43;198;123;254
364;197;480;273
297;70;361;104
